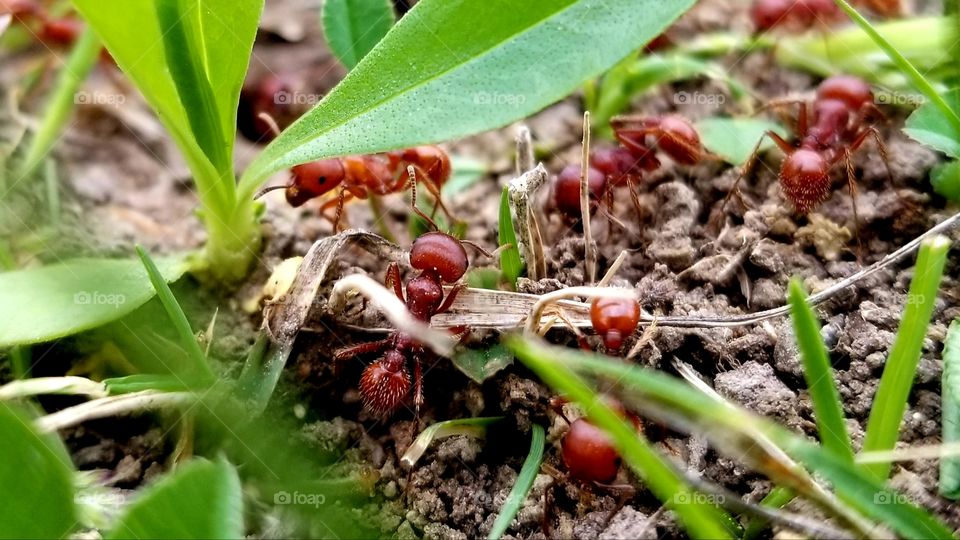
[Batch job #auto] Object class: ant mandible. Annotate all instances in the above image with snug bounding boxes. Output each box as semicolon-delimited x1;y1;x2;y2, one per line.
554;115;704;220
333;171;487;416
721;75;893;249
256;116;455;231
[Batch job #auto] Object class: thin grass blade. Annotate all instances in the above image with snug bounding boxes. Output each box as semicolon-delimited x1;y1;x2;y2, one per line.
488;424;545;540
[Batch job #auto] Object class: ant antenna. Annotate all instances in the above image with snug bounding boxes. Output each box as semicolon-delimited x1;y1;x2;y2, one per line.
254;184;288;200
461;240;494;258
408;165;440;231
257;112;283;138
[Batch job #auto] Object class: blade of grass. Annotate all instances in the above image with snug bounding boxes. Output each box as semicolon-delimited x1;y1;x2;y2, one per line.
498;186;523;288
861;235;951;481
135;246;214;384
941;320;960;498
401;417;504;468
18;26;100;178
788;279;853;461
507;337;736;539
488;424;545;540
742;487;794;539
509;339;954;539
832;0;960;133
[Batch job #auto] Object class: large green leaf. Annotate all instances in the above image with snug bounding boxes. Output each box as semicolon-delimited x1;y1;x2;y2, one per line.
321;0;396;70
696;117;788;165
0;403;77;538
0;255;190;347
238;0;696;195
107;459;243;539
72;0;263;210
904;91;960;159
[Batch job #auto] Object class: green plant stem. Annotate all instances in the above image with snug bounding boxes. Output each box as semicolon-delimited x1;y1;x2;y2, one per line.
45;160;60;226
135;246;215;384
488;424;545;540
508;336;736;539
201;197;262;283
861;236;951;481
18;27;100;179
832;1;960;131
742;487;794;539
787;279;853;462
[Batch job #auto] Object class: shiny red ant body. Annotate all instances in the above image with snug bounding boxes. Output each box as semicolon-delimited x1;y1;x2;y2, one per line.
259;144;453;231
724;75;891;222
334;200;485;416
550;397;642;484
553;115;704;219
590;297;641;352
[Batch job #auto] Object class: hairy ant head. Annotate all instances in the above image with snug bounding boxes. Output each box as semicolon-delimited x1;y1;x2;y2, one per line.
779;148;831;213
359;350;410;416
553;164;606;218
816;76;873;112
589;297;641;351
410;231;468;283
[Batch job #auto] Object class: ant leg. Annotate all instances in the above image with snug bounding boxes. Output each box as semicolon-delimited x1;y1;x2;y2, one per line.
413;164;455;221
719;131;789;215
406;166;440;231
332;186;348;232
624;176;645;222
412;354;424;418
864;126;895;187
333;339;392;375
436;283;465;315
385;262;405;302
843;148;864;263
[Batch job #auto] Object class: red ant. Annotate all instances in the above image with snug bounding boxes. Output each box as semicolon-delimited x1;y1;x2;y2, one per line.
553;115;704;220
332;183;487;416
590;297;641;353
238;74;301;143
721;75;893;251
750;0;844;33
255;116;454;230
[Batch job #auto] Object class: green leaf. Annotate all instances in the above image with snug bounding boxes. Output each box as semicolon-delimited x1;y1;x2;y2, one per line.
450;343;514;383
904;91;960;158
465;267;501;290
136;246;214;383
108;459;243;539
0;403;76;538
862;236;951;481
321;0;396;70
787;279;853;462
931;160;960;201
238;0;696;195
0;255;190;347
498;186;523;286
940;320;960;498
695;117;788;165
72;0;264;212
488;424;545;540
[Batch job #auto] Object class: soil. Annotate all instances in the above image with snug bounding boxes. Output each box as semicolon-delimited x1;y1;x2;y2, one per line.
4;0;960;538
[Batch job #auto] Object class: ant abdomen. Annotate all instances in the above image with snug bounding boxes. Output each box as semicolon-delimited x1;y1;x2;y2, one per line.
360;350;410;416
553;164;607;218
779;149;831;212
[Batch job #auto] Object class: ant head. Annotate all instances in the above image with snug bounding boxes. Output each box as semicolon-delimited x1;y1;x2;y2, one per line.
817;76;873;112
656;115;702;165
779;149;831;213
589;297;641;351
359;350;409;416
553;164;607;218
288;159;346;205
410;231;469;283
